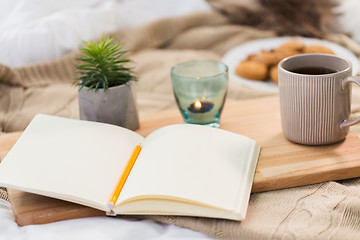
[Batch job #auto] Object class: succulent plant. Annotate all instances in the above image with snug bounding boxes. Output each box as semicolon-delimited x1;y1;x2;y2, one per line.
74;35;135;92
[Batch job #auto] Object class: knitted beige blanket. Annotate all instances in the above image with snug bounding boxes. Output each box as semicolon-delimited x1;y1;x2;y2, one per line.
1;12;360;239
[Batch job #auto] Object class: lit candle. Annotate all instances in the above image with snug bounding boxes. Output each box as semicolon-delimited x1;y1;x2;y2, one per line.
188;100;214;113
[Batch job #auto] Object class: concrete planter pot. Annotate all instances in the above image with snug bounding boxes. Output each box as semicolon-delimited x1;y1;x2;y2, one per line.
78;83;139;130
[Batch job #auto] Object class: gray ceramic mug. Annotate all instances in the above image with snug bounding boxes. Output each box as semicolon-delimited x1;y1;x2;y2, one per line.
278;53;360;145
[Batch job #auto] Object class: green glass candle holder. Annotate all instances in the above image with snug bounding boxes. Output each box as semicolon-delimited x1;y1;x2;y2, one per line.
171;60;228;128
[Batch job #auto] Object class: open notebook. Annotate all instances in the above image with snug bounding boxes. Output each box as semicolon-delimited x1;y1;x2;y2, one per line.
0;114;260;221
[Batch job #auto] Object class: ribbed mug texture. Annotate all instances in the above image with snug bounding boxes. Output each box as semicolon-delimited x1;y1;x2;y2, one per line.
278;54;351;145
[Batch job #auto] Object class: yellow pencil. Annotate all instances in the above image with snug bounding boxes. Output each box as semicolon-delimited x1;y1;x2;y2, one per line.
108;145;142;209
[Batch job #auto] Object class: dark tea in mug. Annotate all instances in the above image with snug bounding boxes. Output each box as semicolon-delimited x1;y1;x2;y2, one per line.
290;66;337;75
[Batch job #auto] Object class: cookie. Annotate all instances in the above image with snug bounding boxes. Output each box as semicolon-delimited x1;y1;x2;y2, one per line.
248;50;278;66
276;39;305;52
303;45;335;54
235;60;268;81
270;65;278;83
272;49;301;63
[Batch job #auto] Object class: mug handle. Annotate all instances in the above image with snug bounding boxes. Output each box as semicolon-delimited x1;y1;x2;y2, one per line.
340;76;360;129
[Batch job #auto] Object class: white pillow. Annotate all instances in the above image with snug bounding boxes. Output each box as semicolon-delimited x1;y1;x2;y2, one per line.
0;0;211;67
335;0;360;44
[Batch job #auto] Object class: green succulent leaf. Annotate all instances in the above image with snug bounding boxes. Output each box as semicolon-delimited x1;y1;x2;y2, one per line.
73;34;136;92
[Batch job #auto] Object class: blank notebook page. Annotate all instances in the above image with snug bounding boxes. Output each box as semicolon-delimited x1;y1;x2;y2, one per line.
0;115;144;210
118;124;258;211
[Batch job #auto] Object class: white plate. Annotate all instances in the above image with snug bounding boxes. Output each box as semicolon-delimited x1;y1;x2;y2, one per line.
222;37;360;93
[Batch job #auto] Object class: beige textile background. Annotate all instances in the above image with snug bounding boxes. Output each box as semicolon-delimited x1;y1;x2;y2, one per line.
0;12;360;239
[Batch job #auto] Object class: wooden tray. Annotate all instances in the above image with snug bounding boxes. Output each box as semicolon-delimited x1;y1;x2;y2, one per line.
1;96;360;226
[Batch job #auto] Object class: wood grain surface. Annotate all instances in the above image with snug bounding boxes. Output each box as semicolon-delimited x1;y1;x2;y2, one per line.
1;96;360;226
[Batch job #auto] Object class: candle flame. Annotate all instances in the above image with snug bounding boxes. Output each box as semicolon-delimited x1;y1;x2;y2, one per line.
194;100;202;109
